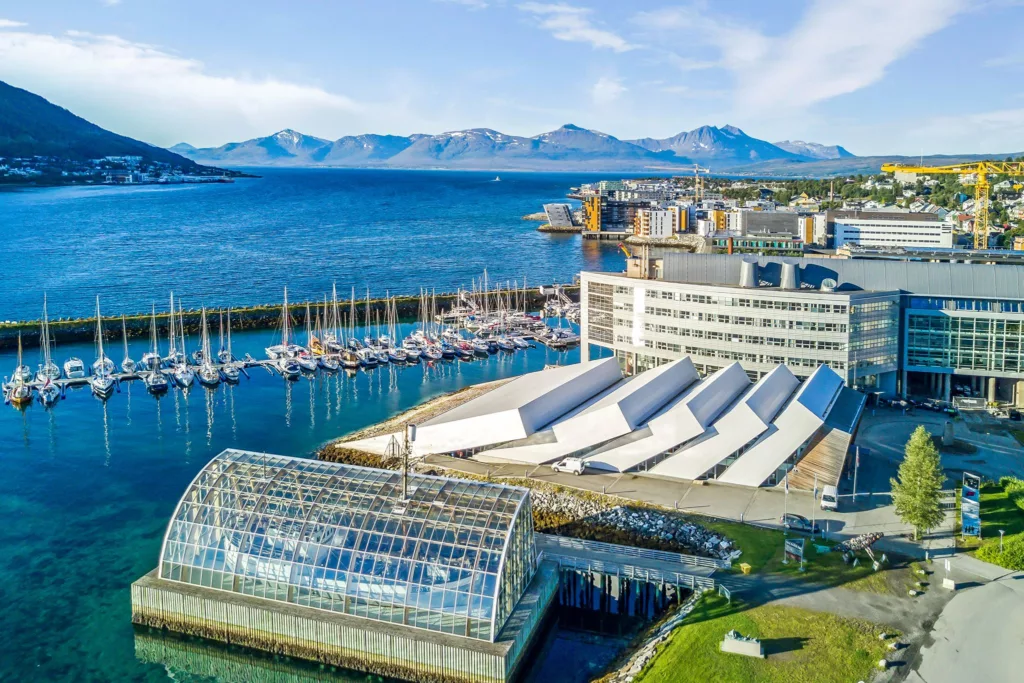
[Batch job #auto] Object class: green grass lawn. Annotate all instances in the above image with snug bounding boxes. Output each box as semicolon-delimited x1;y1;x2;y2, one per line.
963;480;1024;569
700;519;893;590
1010;429;1024;448
635;594;894;683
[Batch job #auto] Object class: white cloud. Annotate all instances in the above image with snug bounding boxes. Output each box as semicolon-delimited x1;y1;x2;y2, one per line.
0;23;376;146
519;3;635;52
910;107;1024;154
590;76;626;105
0;19;26;27
634;0;965;113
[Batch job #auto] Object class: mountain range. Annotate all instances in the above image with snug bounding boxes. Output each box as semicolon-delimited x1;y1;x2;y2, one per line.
170;124;857;172
0;80;200;168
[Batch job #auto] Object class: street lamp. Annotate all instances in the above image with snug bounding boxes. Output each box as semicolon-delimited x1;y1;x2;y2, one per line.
1000;529;1005;553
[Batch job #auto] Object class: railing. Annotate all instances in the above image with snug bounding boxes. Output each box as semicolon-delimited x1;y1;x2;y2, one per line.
536;533;731;569
544;553;716;591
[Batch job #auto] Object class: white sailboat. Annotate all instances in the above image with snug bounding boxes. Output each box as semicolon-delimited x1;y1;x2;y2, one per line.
265;287;292;360
294;303;318;372
36;294;61;382
120;314;137;374
221;309;240;382
89;297;115;398
197;307;220;387
143;305;169;393
141;305;162;370
164;292;184;367
7;333;34;407
172;301;195;388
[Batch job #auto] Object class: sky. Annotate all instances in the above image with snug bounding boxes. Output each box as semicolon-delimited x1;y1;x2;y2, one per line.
1;0;1023;155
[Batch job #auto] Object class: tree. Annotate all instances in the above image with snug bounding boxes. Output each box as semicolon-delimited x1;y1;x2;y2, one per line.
890;426;946;541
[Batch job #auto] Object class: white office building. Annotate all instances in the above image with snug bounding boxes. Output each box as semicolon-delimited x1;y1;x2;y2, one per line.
833;215;952;248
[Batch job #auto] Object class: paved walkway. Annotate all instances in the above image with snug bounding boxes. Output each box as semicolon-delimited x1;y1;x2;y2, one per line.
903;569;1024;683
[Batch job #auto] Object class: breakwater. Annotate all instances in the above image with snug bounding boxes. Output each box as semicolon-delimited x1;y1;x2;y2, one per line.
0;285;580;349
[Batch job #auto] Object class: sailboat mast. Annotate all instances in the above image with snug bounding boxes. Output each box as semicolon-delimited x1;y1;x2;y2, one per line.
168;292;177;356
122;314;129;362
95;296;105;363
226;308;233;356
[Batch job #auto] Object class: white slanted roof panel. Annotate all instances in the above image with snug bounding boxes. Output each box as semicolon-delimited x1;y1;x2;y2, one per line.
649;365;800;481
717;366;844;488
410;358;622;456
552;357;696;444
585;363;750;473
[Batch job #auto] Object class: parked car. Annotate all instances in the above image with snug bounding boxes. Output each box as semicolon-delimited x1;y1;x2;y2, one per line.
1009;409;1021;422
819;485;838;511
779;513;820;534
551;457;588;476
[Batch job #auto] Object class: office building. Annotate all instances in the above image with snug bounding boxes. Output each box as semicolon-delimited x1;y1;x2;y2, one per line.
581;252;1024;405
824;210;952;249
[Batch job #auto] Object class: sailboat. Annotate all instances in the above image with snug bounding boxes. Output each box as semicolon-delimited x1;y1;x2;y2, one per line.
142;309;169;394
6;334;34;407
120;314;137;374
141;305;161;370
266;287;293;360
171;304;195;388
89;297;116;398
220;309;240;382
196;307;220;387
35;295;62;382
294;304;318;373
164;292;184;367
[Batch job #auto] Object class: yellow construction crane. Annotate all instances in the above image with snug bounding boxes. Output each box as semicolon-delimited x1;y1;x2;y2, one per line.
881;161;1024;249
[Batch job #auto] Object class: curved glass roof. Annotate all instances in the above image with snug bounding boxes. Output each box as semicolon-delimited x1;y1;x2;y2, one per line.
159;449;537;641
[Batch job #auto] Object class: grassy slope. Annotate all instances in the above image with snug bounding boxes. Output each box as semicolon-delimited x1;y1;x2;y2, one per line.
962;482;1024;568
636;594;893;683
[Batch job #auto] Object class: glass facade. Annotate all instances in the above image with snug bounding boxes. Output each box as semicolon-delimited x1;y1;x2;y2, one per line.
159;450;536;642
906;313;1024;373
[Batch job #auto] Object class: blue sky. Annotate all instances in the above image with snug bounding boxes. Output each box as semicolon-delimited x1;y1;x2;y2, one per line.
1;0;1022;155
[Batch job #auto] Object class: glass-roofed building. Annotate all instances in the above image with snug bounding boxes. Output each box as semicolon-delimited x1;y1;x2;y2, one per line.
154;450;538;643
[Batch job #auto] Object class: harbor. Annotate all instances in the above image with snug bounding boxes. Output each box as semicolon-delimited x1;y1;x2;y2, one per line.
2;281;580;410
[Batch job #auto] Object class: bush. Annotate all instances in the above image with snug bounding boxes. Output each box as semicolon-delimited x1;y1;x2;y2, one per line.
999;476;1024;512
977;534;1024;570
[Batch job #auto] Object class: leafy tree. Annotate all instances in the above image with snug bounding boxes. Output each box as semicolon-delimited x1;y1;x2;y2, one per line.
890;425;946;541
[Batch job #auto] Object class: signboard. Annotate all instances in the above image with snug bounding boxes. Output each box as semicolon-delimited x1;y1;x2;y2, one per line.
784;538;805;562
961;471;981;538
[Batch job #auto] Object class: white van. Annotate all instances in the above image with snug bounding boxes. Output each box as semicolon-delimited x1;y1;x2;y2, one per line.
551;457;588;476
820;485;838;511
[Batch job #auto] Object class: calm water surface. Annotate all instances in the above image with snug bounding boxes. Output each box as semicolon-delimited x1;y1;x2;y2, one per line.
0;170;627;682
0;169;624;321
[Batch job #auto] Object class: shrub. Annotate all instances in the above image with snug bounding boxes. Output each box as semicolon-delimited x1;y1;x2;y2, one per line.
977;534;1024;570
999;476;1024;512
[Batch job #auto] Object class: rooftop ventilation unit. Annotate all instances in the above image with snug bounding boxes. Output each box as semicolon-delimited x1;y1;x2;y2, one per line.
780;261;800;290
820;277;837;293
739;258;758;288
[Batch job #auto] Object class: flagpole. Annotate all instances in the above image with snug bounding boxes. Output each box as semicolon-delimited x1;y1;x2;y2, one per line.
811;473;817;540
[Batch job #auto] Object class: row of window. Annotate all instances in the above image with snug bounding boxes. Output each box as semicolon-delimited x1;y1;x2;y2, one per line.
642;323;848;351
637;339;847;370
643;307;849;332
643;289;850;314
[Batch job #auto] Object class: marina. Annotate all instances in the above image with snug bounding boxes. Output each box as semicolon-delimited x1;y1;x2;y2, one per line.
2;282;580;410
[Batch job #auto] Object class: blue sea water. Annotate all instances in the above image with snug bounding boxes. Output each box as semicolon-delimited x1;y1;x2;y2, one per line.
0;170;627;682
0;168;623;321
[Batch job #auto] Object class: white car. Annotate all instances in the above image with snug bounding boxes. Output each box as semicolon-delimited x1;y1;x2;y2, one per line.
551;457;588;476
820;485;838;511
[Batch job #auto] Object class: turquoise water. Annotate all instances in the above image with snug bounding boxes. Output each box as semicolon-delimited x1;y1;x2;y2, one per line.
0;170;628;682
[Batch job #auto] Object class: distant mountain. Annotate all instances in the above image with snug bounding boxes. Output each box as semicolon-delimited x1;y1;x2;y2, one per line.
773;140;854;160
629;125;801;165
177;123;677;170
0;80;200;167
